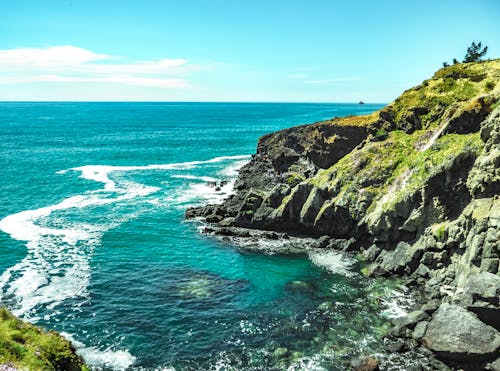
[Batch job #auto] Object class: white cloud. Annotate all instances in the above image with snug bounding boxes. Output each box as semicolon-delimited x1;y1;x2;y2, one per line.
0;46;111;67
0;45;198;89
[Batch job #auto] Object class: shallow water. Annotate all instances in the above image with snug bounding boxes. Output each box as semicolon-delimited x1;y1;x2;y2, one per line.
0;102;402;370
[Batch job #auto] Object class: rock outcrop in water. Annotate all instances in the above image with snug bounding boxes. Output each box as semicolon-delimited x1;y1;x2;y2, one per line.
0;307;88;371
187;59;500;370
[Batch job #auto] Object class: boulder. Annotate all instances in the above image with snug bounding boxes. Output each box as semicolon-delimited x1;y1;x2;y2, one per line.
376;241;424;276
422;303;500;362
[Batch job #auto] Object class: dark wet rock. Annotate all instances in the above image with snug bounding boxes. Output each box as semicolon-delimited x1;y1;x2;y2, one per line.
444;95;493;135
385;338;405;352
422;303;500;362
184;61;500;370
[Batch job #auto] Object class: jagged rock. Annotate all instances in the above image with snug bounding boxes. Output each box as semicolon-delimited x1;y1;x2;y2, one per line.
184;60;500;369
412;320;429;340
422;303;500;362
374;241;424;276
421;300;441;314
452;272;500;330
394;310;430;330
467;107;500;198
313;201;353;237
299;186;328;226
444;96;493;135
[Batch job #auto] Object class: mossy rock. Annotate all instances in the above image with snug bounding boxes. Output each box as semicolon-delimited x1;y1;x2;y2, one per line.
0;308;88;371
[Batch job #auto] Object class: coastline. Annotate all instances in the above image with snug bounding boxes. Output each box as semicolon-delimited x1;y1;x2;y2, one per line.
186;59;500;370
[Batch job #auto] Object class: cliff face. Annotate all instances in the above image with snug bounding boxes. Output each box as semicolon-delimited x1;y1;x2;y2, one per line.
0;308;87;371
187;59;500;369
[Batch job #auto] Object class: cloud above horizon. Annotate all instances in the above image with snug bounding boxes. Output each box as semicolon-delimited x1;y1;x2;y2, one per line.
0;46;199;89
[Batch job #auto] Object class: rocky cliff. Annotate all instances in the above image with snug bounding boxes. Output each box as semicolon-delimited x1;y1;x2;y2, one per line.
0;308;87;371
187;59;500;370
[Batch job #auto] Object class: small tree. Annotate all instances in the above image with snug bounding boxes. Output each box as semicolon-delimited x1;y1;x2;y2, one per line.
463;41;488;63
442;61;449;67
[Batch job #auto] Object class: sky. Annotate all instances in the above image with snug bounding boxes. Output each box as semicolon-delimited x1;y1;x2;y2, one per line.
1;0;499;102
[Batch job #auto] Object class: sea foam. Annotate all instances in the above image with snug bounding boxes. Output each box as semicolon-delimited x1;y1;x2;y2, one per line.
61;332;137;370
307;250;355;276
0;154;249;368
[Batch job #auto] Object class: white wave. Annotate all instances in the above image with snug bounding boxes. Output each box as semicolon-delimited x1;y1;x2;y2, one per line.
0;154;249;364
0;180;159;316
164;157;249;209
380;286;414;319
72;154;250;189
61;332;136;370
307;250;355;276
218;159;249;178
171;174;217;182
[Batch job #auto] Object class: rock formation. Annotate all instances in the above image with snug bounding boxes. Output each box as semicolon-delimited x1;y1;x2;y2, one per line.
187;59;500;369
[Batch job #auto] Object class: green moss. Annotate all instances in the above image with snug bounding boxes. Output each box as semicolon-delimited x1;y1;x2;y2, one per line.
285;172;305;186
0;308;88;371
373;131;483;213
307;126;484;223
432;222;448;241
385;59;500;130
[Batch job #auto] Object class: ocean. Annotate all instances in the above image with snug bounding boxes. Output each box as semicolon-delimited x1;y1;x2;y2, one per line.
0;102;402;370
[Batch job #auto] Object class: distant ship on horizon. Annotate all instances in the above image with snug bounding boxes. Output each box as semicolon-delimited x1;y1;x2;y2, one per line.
358;100;365;104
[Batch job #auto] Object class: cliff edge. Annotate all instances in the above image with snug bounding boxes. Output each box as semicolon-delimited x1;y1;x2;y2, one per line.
0;308;87;371
187;59;500;370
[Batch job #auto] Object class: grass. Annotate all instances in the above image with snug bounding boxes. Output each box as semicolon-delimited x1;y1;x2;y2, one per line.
266;60;497;228
302;129;483;221
0;308;88;371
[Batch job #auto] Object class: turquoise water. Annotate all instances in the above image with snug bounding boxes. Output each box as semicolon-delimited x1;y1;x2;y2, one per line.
0;102;395;370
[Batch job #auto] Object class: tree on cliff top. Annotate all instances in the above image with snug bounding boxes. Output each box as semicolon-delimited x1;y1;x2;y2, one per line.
463;41;488;63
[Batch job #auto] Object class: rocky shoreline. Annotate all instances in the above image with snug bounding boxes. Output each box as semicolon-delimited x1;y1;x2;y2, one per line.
187;60;500;370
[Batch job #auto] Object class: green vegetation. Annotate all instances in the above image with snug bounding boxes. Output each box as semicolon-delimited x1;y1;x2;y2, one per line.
432;222;448;241
306;127;483;221
443;41;488;66
325;59;500;135
286;172;305;186
0;308;88;371
463;41;488;63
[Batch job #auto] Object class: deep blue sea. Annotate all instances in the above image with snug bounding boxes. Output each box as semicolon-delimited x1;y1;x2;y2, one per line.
0;102;405;370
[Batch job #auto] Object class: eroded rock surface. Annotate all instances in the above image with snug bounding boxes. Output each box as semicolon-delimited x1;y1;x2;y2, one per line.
186;59;500;369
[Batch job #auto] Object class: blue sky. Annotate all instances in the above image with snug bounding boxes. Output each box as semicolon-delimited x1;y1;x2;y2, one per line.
1;0;499;102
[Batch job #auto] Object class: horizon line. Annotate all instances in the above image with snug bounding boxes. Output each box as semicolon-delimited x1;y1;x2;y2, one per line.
0;100;387;104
